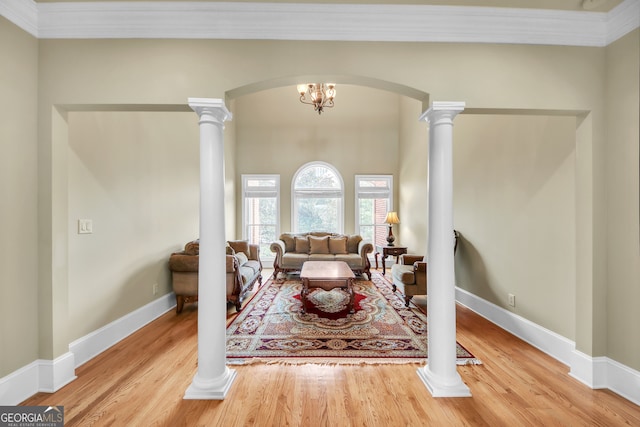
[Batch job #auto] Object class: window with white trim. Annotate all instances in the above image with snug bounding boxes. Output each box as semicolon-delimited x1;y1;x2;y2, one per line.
292;162;344;233
355;175;393;248
242;174;280;260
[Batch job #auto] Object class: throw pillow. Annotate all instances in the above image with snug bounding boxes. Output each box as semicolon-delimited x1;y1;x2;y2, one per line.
226;244;235;255
280;234;296;253
309;235;330;254
228;240;250;257
235;251;249;266
347;235;362;253
294;236;310;254
329;236;348;254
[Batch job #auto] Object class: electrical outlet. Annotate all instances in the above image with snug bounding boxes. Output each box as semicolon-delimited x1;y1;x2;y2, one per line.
153;283;159;296
508;293;516;307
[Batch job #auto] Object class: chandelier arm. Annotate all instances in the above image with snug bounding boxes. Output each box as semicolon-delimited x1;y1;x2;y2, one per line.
322;100;335;109
299;95;315;105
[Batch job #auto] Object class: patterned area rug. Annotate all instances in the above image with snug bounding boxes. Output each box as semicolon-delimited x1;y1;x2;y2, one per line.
226;272;480;365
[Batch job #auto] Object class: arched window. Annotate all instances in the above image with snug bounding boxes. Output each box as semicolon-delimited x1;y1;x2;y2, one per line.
292;162;344;233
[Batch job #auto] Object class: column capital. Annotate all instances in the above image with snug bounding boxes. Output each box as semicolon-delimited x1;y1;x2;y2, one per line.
419;101;465;124
188;97;233;124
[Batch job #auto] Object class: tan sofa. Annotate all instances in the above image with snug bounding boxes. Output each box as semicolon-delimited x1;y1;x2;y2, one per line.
168;239;262;313
270;232;373;279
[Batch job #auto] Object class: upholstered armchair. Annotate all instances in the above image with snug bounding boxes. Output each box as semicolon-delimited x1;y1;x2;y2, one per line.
168;239;262;314
168;240;200;314
390;255;427;307
390;230;460;307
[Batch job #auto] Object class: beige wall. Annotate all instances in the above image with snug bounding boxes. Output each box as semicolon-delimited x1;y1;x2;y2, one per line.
0;18;39;377
67;112;200;340
452;114;577;338
397;96;430;253
605;29;640;369
397;107;577;338
1;25;637;378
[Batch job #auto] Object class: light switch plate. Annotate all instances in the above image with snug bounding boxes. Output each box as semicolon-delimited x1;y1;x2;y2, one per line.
78;219;93;234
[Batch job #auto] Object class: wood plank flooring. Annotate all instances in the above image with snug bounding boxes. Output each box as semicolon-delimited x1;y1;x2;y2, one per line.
23;271;640;426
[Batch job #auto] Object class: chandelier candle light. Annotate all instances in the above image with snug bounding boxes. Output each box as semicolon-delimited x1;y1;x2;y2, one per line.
297;83;336;114
384;211;400;246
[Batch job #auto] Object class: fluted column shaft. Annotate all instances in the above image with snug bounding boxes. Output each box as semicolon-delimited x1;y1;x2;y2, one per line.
417;101;471;397
184;98;236;400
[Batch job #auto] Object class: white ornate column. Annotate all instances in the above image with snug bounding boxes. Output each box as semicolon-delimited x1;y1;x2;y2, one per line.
184;98;236;399
417;101;471;397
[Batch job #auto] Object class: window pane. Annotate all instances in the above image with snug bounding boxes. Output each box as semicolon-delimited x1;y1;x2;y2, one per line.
296;198;339;233
360;199;390;247
360;225;375;243
295;165;340;190
246;224;276;258
247;197;277;224
247;178;276;187
243;174;279;261
246;197;277;260
374;224;388;247
359;199;375;224
293;162;344;233
358;178;390;189
355;175;392;247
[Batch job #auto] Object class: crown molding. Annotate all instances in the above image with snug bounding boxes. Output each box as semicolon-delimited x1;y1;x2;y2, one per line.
1;0;639;46
0;0;38;37
606;0;640;44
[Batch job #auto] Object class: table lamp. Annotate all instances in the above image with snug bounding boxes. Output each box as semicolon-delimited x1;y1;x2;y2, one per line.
384;211;400;246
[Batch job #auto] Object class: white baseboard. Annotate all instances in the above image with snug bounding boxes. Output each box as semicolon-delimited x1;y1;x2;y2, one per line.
456;287;640;407
0;352;77;406
38;352;77;393
0;361;39;406
0;293;175;406
69;292;176;368
569;350;640;406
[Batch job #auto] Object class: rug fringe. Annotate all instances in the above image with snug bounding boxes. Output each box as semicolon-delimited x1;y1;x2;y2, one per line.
227;357;482;366
457;358;483;365
228;358;427;366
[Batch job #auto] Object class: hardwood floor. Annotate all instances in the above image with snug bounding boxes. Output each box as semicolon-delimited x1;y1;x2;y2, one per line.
23;271;640;426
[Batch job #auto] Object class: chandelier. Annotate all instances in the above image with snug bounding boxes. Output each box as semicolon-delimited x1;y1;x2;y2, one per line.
296;83;336;114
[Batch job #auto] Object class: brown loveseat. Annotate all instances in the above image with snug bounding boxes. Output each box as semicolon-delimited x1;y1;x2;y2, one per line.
168;239;262;313
270;232;373;279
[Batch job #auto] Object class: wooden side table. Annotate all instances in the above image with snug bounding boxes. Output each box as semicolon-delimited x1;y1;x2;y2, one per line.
376;245;408;276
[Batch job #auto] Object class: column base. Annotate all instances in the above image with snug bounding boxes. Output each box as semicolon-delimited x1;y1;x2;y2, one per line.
184;367;237;400
417;366;471;398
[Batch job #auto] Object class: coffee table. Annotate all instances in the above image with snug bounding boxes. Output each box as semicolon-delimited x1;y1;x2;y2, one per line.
299;261;356;315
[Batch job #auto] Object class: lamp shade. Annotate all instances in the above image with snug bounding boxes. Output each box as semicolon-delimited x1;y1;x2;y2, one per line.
384;211;400;224
296;84;308;95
